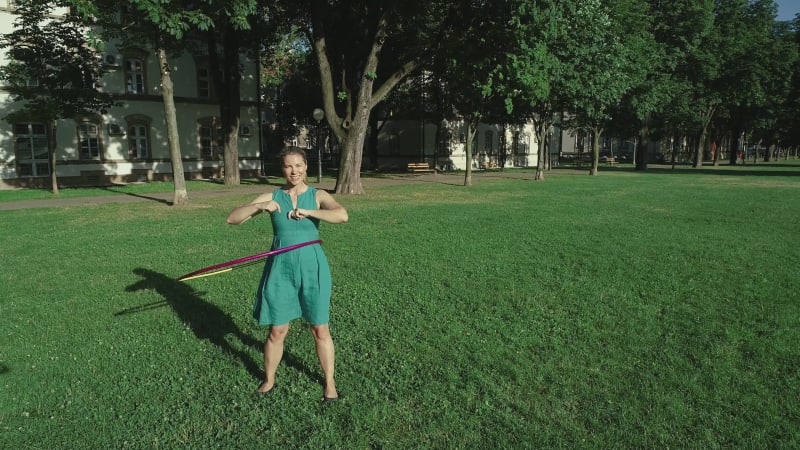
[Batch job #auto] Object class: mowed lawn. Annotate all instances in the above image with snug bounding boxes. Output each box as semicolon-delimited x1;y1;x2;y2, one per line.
1;164;799;448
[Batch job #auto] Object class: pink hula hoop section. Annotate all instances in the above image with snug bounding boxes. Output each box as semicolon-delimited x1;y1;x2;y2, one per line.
177;239;323;281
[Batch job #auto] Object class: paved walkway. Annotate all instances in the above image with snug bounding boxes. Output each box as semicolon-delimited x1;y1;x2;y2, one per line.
0;171;542;211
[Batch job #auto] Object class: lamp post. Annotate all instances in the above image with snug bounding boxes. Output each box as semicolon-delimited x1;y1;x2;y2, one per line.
312;108;324;183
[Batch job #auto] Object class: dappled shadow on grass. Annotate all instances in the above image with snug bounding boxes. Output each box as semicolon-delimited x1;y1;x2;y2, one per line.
120;268;322;386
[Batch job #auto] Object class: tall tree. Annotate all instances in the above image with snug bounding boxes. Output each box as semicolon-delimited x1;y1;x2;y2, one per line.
76;0;216;205
0;1;116;195
562;0;648;175
429;0;520;186
201;0;264;186
307;0;452;194
503;0;569;181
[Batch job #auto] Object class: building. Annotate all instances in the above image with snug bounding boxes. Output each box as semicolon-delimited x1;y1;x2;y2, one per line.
0;3;262;189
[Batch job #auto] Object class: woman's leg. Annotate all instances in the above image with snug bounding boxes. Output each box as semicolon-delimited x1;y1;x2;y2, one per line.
310;324;337;399
257;323;289;393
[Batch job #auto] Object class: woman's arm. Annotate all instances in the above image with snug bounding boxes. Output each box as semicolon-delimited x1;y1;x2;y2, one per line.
227;192;279;225
289;190;348;224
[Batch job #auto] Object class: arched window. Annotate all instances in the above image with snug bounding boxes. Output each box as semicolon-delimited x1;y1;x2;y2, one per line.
76;117;103;160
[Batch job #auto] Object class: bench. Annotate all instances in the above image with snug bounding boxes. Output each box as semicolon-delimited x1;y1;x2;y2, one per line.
605;157;617;165
407;162;435;173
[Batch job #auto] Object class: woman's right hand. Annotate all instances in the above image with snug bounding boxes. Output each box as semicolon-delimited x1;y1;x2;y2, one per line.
258;200;280;214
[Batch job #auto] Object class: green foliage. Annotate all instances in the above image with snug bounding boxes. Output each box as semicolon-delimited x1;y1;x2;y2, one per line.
0;1;116;122
1;165;800;447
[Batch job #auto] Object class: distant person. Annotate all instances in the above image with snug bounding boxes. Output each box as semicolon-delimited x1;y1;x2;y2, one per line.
227;147;348;401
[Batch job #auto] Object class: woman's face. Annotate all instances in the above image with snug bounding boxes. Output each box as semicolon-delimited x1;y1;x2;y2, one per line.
281;153;307;186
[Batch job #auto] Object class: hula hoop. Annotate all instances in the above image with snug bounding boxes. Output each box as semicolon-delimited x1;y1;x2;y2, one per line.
178;239;322;281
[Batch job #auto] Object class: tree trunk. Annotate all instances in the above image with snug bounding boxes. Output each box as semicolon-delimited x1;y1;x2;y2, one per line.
670;135;679;169
205;27;242;185
463;120;476;186
694;105;715;168
533;117;550;181
534;121;546;181
157;47;188;206
764;143;773;162
728;128;740;165
635;120;649;171
334;102;371;194
313;10;416;195
48;120;59;195
712;135;721;167
589;126;602;176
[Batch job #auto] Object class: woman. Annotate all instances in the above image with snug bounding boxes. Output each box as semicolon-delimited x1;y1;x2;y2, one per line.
227;148;348;401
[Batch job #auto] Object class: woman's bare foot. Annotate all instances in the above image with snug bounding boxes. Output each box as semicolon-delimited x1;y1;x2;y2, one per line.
255;381;275;395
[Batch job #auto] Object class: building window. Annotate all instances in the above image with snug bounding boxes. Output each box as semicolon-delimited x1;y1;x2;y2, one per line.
14;123;49;177
125;58;146;94
78;122;102;159
198;118;223;159
128;124;149;159
200;126;214;158
197;66;212;98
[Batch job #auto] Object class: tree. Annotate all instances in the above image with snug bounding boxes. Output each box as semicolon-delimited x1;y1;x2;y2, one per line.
201;0;267;186
561;0;648;175
75;0;217;205
503;0;570;181
307;0;452;194
428;0;521;186
0;1;116;195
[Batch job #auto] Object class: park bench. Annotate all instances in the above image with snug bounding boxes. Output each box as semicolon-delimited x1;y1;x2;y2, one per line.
605;156;617;166
407;162;435;173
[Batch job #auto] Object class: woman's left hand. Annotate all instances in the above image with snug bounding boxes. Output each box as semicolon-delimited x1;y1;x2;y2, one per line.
288;208;308;220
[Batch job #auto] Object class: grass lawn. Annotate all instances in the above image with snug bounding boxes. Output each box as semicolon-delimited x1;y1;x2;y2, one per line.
1;163;799;448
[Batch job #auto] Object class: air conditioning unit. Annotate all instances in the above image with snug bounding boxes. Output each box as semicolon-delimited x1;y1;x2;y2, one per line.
240;125;252;137
103;53;118;66
108;123;124;135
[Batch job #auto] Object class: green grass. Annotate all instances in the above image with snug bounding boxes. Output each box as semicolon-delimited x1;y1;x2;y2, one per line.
1;163;799;448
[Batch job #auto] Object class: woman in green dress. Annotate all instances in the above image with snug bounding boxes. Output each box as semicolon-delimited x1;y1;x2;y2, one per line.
227;148;348;401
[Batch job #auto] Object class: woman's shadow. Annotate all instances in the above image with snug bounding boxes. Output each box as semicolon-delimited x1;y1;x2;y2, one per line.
121;268;321;385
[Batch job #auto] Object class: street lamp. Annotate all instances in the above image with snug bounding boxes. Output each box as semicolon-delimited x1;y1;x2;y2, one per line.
312;108;325;183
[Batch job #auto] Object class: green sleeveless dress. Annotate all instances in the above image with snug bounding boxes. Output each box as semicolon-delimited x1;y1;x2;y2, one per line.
252;187;332;326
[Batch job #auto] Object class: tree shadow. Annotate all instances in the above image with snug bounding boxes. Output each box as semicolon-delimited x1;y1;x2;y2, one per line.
99;187;172;205
596;164;800;177
122;268;321;384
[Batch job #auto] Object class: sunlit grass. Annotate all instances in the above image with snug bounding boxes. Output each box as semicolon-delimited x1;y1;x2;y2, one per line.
1;163;799;448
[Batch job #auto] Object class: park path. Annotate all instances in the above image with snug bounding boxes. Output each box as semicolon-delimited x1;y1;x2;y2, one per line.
0;171;544;211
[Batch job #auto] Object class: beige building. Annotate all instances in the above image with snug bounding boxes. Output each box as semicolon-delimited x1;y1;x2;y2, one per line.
0;3;262;188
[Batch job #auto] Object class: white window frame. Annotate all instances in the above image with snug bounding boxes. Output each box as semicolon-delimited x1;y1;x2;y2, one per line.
128;124;149;159
197;66;212;98
14;122;49;177
78;123;102;159
125;58;146;94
